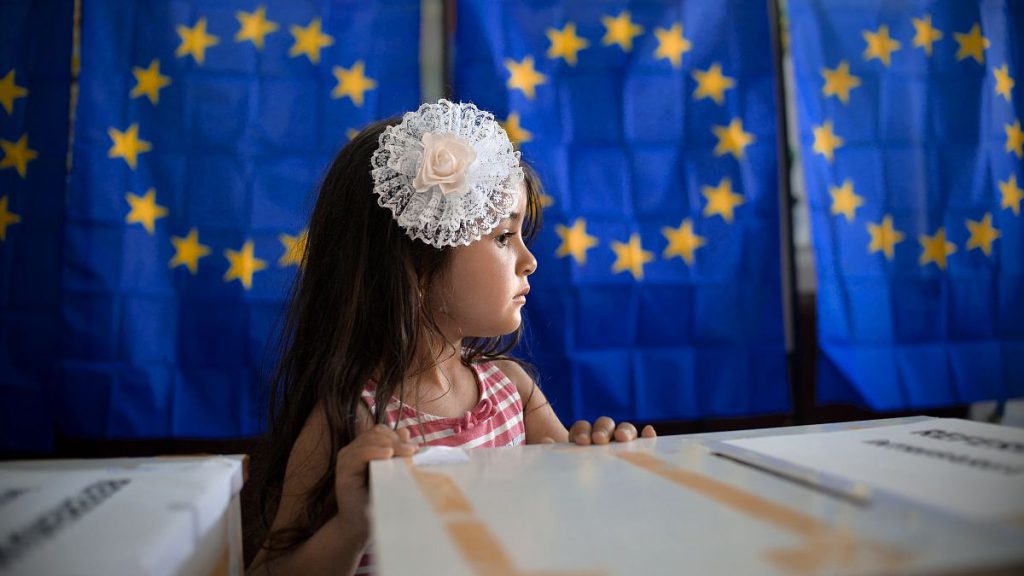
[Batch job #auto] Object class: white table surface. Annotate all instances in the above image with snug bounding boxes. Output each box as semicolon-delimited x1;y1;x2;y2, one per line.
370;417;1024;575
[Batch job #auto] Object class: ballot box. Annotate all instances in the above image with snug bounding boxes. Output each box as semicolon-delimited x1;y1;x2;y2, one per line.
0;455;245;576
370;417;1024;575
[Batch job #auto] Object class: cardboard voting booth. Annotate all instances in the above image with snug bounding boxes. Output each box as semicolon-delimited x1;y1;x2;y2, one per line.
0;455;245;576
370;417;1024;575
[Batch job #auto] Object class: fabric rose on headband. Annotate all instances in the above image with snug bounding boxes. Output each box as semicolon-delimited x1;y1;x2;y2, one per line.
412;133;477;196
370;99;523;248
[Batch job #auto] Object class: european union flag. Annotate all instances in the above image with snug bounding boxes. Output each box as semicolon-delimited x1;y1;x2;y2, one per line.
0;0;73;452
63;0;420;440
788;0;1024;408
455;0;790;422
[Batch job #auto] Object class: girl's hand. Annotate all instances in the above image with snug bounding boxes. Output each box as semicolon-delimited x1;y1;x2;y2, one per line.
567;416;656;445
334;425;418;539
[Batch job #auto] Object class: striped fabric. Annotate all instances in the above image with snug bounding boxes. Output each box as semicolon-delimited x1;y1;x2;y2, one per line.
360;361;527;448
355;360;527;575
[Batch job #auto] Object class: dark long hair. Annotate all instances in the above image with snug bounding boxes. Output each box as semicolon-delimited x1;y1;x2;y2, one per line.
254;118;544;560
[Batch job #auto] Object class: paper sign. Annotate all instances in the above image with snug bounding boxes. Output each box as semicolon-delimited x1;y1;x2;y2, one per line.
712;418;1024;524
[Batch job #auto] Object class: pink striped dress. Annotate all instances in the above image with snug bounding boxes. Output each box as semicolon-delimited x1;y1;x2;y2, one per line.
354;360;527;574
359;360;527;448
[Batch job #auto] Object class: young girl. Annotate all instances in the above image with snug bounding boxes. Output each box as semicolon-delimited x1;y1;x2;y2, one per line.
249;100;655;576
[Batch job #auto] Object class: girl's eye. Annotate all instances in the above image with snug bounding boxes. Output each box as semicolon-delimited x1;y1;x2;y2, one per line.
496;231;514;246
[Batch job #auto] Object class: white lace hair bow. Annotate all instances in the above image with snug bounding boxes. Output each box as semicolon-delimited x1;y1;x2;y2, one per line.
370;99;524;248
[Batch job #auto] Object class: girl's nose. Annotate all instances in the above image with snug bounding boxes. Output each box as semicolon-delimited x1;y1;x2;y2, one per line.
519;242;537;276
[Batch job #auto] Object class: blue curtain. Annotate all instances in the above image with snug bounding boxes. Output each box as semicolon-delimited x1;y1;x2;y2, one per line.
454;0;791;422
53;0;420;443
788;0;1024;408
0;0;74;452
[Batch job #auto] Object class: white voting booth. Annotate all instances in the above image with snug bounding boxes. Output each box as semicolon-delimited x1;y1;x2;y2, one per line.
0;455;245;576
371;417;1024;575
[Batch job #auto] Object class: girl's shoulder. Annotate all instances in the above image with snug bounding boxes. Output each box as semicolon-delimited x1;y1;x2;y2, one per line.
485;358;535;400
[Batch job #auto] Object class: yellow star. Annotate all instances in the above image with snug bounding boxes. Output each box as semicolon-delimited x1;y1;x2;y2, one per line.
965;213;1000;256
812;121;844;163
829;180;864;222
0;195;21;241
346;128;359;141
1006;120;1024;158
125;188;168;235
611;233;654;280
821;61;861;104
555;218;599;265
0;134;38;179
107;123;151;170
919;228;957;270
653;23;691;68
224;240;267;290
235;6;279;50
911;14;942;56
954;23;989;64
501;112;532;144
862;25;901;67
175;17;220;65
999;174;1024;215
994;64;1015;102
279;229;307;267
712;118;755;160
867;215;905;260
170;228;211;274
601;11;644;52
0;70;28;115
289;18;334;64
546;22;589;66
505;56;547;100
331;61;377;107
540;193;555;209
692;63;735;105
702;178;745;223
661;218;706;265
130;59;171;105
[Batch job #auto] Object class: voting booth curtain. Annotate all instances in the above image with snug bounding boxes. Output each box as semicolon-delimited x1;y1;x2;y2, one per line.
453;0;791;424
0;0;74;452
1;0;422;451
787;0;1024;409
1;0;1021;452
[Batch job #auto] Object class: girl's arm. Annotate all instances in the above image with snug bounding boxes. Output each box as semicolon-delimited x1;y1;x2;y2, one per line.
497;359;569;443
249;513;368;576
497;360;656;445
249;404;417;576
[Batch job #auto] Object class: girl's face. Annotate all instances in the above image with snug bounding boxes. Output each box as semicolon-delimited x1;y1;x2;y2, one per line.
430;184;537;339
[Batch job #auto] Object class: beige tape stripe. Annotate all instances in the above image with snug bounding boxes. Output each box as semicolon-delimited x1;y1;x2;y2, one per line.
409;466;603;576
617;451;824;537
617;451;912;575
448;520;519;574
409;467;518;574
410;467;474;515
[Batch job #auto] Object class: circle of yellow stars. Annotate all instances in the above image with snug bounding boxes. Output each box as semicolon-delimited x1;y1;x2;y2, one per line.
94;6;374;289
0;68;33;242
812;16;1019;271
505;11;755;281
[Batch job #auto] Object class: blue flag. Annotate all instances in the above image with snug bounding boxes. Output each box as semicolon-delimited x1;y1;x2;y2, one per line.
0;0;74;452
62;0;420;440
788;0;1024;408
454;0;790;422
